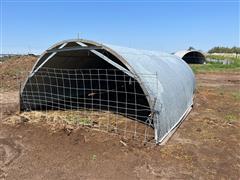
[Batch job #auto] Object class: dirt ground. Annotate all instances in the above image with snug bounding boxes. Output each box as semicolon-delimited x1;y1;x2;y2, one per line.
0;57;240;179
0;55;37;91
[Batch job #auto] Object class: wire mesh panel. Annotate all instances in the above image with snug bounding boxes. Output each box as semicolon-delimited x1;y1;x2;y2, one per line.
21;68;157;143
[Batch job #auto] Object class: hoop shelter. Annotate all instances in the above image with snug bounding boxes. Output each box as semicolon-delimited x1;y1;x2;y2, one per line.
20;39;195;144
175;50;205;64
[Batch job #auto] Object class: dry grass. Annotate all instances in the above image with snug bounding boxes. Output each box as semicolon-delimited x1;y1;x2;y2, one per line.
4;109;155;142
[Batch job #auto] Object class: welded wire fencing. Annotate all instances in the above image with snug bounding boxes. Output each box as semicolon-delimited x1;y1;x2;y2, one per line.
20;68;158;143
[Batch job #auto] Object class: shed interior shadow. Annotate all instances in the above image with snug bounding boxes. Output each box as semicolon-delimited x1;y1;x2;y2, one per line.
182;52;205;64
21;50;152;125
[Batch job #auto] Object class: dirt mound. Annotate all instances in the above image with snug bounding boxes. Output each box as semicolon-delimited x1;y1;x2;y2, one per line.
0;56;38;91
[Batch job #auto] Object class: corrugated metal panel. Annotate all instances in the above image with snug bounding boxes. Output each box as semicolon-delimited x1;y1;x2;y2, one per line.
106;45;195;142
174;50;192;59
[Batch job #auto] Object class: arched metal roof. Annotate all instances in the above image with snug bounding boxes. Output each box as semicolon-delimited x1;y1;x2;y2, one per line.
21;39;195;144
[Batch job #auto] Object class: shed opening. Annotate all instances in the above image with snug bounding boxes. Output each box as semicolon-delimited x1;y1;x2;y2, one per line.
21;48;154;127
181;51;205;64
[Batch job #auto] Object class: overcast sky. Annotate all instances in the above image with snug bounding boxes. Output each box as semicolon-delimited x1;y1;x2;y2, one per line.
1;0;239;55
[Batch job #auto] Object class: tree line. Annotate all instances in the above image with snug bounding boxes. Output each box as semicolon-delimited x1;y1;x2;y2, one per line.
208;46;240;54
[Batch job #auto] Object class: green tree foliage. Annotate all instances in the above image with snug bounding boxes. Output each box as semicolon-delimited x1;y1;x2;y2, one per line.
208;46;240;53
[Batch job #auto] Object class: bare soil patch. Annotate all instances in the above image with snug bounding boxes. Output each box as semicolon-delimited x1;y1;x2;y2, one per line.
0;57;239;179
197;72;240;87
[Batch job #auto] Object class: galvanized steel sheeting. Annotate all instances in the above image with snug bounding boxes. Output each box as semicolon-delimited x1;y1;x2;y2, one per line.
22;39;195;144
107;45;195;142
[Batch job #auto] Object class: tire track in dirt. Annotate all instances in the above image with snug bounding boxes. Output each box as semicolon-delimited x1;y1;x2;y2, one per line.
0;137;23;179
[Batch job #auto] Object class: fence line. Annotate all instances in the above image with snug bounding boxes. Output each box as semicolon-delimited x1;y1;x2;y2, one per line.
20;68;157;143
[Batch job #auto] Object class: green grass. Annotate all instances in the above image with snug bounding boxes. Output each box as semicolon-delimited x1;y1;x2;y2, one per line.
66;114;92;126
225;114;238;123
232;92;240;101
191;55;240;73
206;54;239;61
91;154;97;161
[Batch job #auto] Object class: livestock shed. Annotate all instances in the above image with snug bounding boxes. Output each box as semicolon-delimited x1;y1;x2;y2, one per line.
20;39;195;144
175;50;206;64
